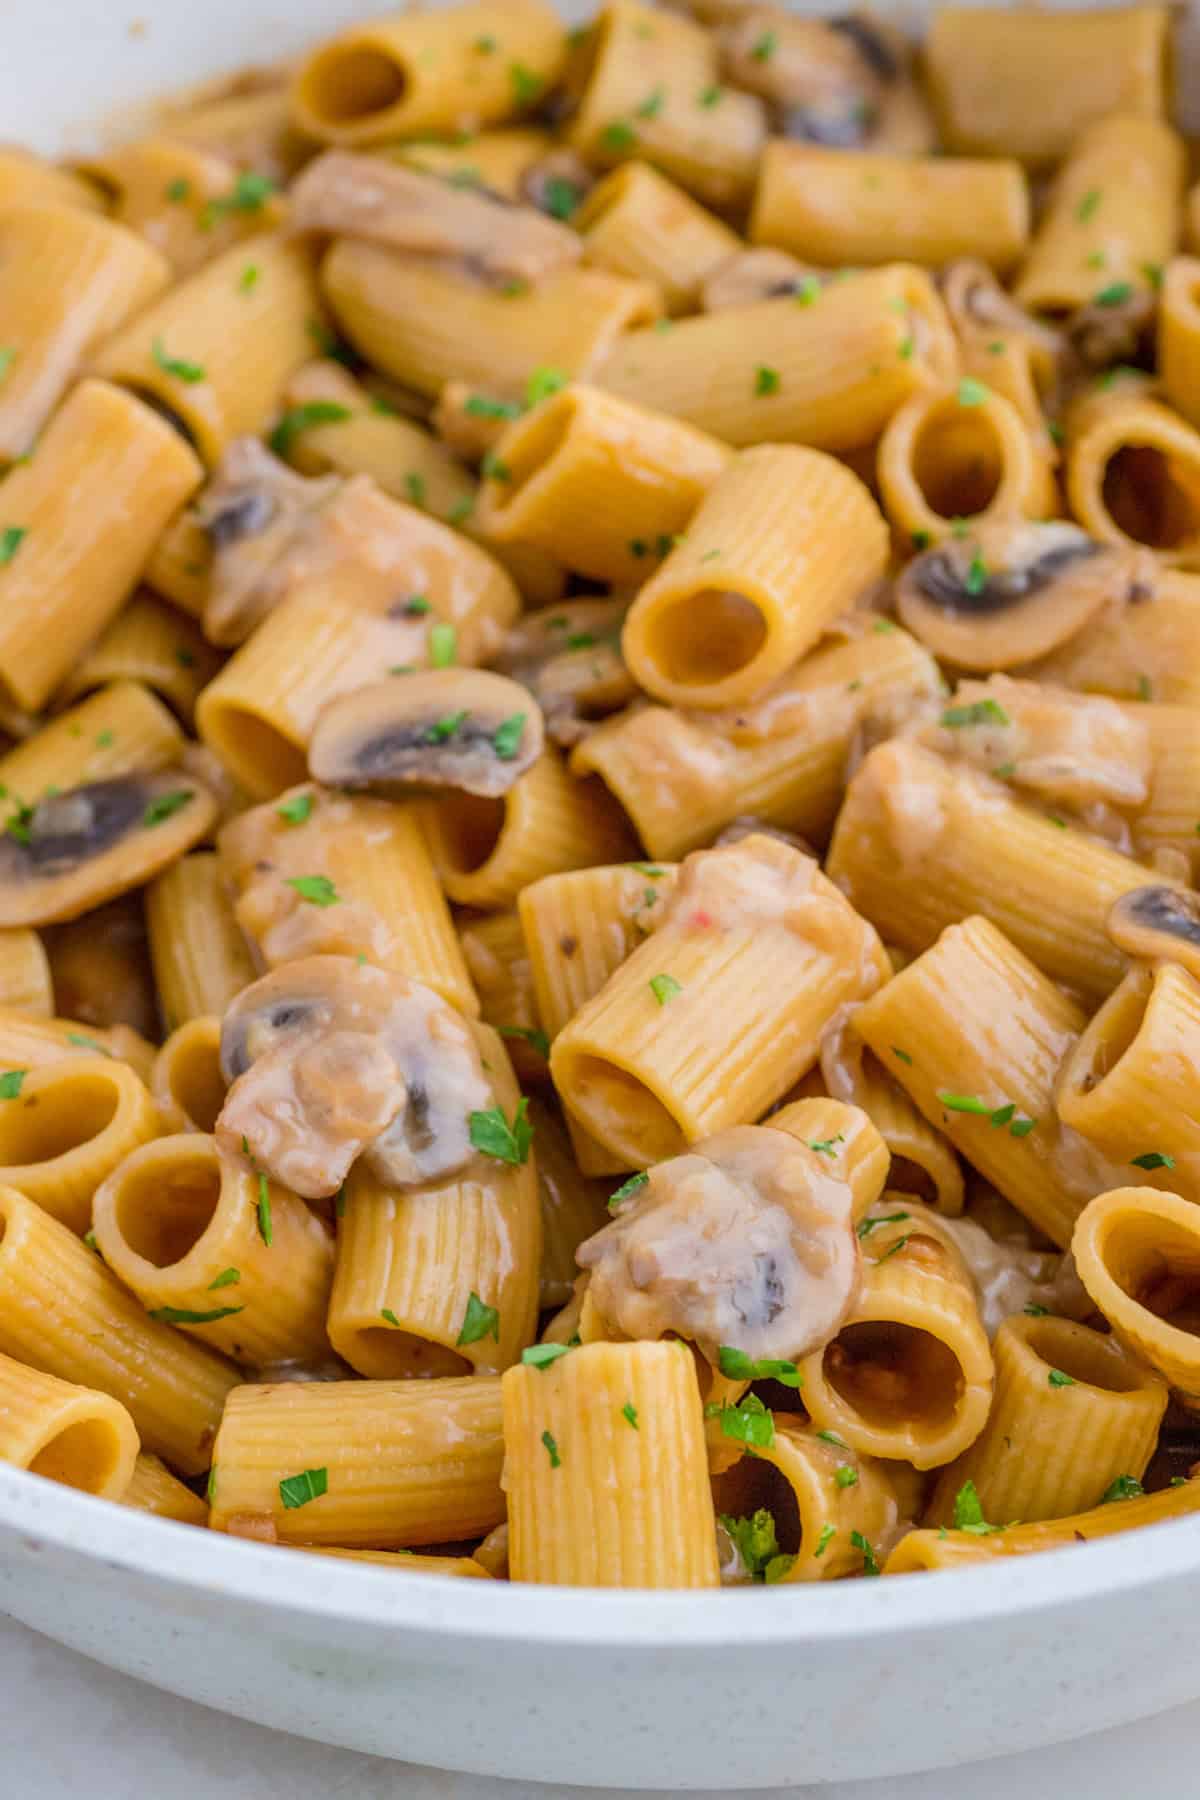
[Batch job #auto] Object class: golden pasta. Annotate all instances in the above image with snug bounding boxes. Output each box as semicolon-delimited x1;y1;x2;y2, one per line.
151;1017;227;1135
145;852;257;1031
55;593;221;726
0;1350;138;1499
573;162;740;316
0;1054;161;1236
121;1451;210;1525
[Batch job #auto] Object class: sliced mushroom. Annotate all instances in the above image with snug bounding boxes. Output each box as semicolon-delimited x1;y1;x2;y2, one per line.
309;670;544;799
0;771;217;928
519;147;596;222
702;248;823;312
288;151;582;287
195;438;342;645
896;521;1152;671
1107;886;1200;982
576;1122;863;1365
492;595;635;747
217;955;495;1198
1066;288;1157;374
940;259;1065;364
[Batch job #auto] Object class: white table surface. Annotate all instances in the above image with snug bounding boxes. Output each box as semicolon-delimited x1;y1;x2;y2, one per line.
5;1609;1197;1799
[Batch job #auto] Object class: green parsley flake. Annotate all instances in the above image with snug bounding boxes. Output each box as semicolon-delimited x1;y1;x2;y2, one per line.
488;711;527;762
276;792;314;826
152;336;205;383
257;1171;273;1246
541;1429;561;1468
465;393;521;419
149;1303;244;1324
941;698;1010;728
1101;1475;1143;1504
427;709;468;744
0;1069;26;1099
206;1466;217;1504
404;471;427;507
850;1530;880;1575
1131;1151;1175;1170
522;1341;573;1369
1094;281;1134;308
698;84;723;108
0;347;16;385
509;62;543;104
286;874;339;906
957;377;988;407
602;121;637;152
608;1171;648;1211
526;365;568;408
497;1023;550;1058
649;973;682;1005
380;1309;401;1326
66;1032;110;1056
430;622;457;668
1024;1302;1049;1317
469;1097;533;1164
965;552;988;596
751;28;777;58
719;1508;786;1581
1048;1368;1075;1388
635;85;665;119
200;170;276;229
714;1392;774;1451
208;1268;241;1290
458;1290;501;1346
278;1466;328;1509
631;862;665;876
952;1479;1002;1534
238;264;260;294
856;1211;911;1239
622;1401;639;1429
0;526;27;565
268;402;351;457
165;177;191;202
1076;187;1102;223
834;1464;858;1489
892;1046;913;1064
717;1345;802;1388
813;1523;836;1558
755;365;781;396
541;176;581;219
481;451;511;482
806;1135;844;1157
143;790;193;827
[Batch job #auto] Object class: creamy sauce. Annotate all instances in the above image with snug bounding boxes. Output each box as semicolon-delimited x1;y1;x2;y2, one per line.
934;1213;1091;1337
577;1122;862;1363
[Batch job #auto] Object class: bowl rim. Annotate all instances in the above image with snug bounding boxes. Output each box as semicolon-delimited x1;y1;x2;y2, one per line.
3;1461;1197;1648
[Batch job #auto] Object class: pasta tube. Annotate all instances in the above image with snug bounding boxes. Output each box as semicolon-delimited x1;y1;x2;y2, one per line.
853;914;1130;1249
220;786;476;1013
528;1095;611;1310
503;1340;719;1587
55;593;221;727
1066;385;1200;570
209;1376;506;1547
0;203;169;466
924;7;1171;166
0;1012;155;1085
817;1022;964;1217
75;138;286;279
574;162;740;316
566;0;765;209
420;746;635;911
93;1134;335;1368
714;1417;922;1583
1014;116;1184;314
328;1025;540;1378
1021;569;1200;708
751;146;1029;275
0;682;183;804
550;834;888;1166
458;910;545;1088
1074;1187;1200;1405
0;1055;161;1236
0;149;103;214
595;264;958;451
399;127;553;201
572;620;941;859
322;244;659;403
1161;257;1200;431
826;739;1158;1003
0;1184;237;1473
0;381;203;712
1127;702;1200;878
475;384;731;586
889;1474;1200;1571
927;1314;1167;1526
151;1018;227;1136
0;929;52;1018
121;1452;210;1525
877;381;1056;549
144;506;209;619
622;446;887;709
799;1202;994;1469
0;1351;137;1499
145;852;257;1032
91;234;324;466
292;0;567;144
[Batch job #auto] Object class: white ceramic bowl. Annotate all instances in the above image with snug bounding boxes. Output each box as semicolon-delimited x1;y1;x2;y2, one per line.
8;1;1200;1787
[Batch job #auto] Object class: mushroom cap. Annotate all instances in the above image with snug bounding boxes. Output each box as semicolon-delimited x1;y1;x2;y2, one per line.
576;1122;862;1366
0;772;217;928
1107;885;1200;981
309;670;545;799
217;955;495;1197
895;520;1149;671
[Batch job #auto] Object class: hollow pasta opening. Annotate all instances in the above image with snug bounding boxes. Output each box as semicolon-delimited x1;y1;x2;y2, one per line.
303;45;407;126
29;1416;120;1493
910;403;1006;519
113;1148;221;1268
201;703;307;797
166;1036;227;1135
560;1052;684;1164
433;791;507;874
0;1073;119;1166
348;1326;471;1379
1098;1214;1200;1339
1022;1315;1149;1393
1101;444;1200;551
1061;967;1151;1103
823;1321;964;1431
489;402;574;510
644;590;768;688
714;1452;804;1559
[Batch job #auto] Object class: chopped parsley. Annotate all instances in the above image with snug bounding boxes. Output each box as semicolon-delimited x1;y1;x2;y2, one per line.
806;1135;844;1157
148;1303;244;1324
1;1068;29;1098
635;85;665;119
698;83;723;108
717;1346;802;1388
649;973;682;1005
0;347;16;384
941;699;1010;728
952;1479;1002;1534
608;1171;648;1211
278;1467;328;1509
813;1523;836;1558
719;1508;792;1582
856;1211;910;1239
541;177;581;219
1047;1368;1075;1388
631;862;665;876
522;1341;573;1369
200;170;276;229
286;874;339;906
751;28;777;58
0;526;27;565
1024;1302;1049;1317
850;1529;880;1575
937;1091;1036;1136
754;365;781;396
480;451;511;483
465;392;521;419
793;275;821;306
208;1267;241;1290
892;1046;912;1064
164;176;191;202
526;365;567;408
268;402;350;457
1131;1151;1175;1170
875;1235;910;1264
427;709;468;744
458;1290;501;1346
430;622;457;667
497;1023;549;1058
257;1171;273;1246
834;1464;858;1489
1093;281;1134;308
1076;188;1101;223
152;336;205;383
238;263;260;293
622;1401;639;1429
601;121;637;152
206;1466;217;1504
1101;1475;1143;1504
66;1032;110;1056
541;1429;561;1467
710;1391;774;1451
404;471;427;507
957;377;988;407
468;1096;533;1164
143;790;193;827
965;551;989;597
277;792;314;825
509;62;543;104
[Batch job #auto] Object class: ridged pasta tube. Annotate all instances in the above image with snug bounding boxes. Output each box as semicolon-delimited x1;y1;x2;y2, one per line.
0;1351;138;1498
